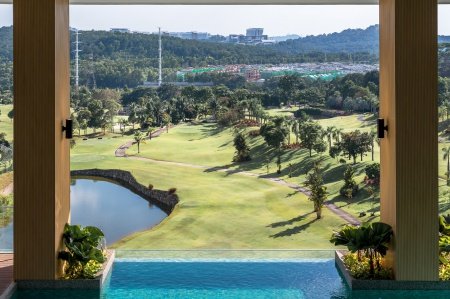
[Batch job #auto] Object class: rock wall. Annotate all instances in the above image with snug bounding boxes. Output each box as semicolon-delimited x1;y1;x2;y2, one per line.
71;169;179;214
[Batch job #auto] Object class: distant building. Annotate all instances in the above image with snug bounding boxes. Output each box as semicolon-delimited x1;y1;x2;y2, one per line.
227;34;245;43
110;28;131;33
169;31;210;40
245;28;268;44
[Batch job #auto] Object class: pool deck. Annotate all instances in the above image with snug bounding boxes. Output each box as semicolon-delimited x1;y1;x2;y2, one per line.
0;253;14;299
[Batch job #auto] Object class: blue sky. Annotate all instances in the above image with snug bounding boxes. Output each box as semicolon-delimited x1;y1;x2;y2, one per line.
0;5;449;36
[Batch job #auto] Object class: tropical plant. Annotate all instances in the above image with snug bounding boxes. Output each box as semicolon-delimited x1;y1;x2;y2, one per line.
330;222;393;277
260;117;289;174
58;224;106;279
233;132;251;162
304;163;327;219
325;126;336;149
299;121;327;157
134;131;145;154
340;165;359;199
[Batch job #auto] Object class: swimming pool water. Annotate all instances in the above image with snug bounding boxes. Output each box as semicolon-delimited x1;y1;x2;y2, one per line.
12;259;450;299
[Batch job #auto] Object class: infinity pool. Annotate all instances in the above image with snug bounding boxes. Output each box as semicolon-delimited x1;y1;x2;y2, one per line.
12;259;450;299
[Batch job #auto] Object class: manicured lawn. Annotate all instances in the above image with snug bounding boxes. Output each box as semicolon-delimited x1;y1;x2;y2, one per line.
125;117;382;222
127;123;236;167
0;104;13;142
71;136;346;249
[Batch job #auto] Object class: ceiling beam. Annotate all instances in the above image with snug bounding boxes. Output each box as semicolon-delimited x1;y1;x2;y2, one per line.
3;0;450;4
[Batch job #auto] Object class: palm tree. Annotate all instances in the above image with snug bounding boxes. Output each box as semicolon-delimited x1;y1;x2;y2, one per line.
134;131;145;154
333;128;343;143
325;126;336;149
292;119;300;144
443;146;450;185
369;130;377;161
285;118;294;145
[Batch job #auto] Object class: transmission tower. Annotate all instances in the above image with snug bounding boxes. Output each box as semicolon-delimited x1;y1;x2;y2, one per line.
73;29;82;93
158;27;162;87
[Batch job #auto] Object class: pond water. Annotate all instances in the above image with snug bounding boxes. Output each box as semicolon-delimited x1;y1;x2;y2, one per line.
0;178;168;249
70;179;168;245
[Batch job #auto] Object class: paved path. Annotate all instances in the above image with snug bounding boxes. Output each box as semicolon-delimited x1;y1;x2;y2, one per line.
115;137;361;226
0;183;12;196
115;126;169;158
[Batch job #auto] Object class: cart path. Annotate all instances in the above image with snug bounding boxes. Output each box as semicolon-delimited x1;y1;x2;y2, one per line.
115;138;361;226
0;183;13;196
114;126;169;158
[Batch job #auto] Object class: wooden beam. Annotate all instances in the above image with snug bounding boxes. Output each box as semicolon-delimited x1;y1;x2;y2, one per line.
13;0;70;280
379;0;439;281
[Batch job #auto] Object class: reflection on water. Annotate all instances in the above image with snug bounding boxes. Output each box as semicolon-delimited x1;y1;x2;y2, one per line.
0;207;13;250
0;178;168;249
71;179;168;245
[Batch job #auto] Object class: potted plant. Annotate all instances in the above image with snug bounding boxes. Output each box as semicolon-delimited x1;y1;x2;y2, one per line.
58;224;107;279
330;222;393;280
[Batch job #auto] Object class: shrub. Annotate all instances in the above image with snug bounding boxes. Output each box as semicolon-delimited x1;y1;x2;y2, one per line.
365;163;380;184
330;222;393;278
233;132;251;162
339;158;347;164
343;253;393;280
148;184;154;190
340;166;359;198
58;224;106;279
248;129;260;138
168;188;177;194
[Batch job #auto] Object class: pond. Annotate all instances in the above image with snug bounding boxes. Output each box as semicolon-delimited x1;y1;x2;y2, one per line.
70;179;168;245
0;178;168;249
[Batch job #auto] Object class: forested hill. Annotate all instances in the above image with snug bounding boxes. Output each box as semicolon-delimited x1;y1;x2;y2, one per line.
270;25;450;54
1;25;450;63
271;25;380;54
0;25;377;66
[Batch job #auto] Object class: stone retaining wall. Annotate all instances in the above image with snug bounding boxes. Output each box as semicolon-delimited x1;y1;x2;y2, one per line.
71;169;178;214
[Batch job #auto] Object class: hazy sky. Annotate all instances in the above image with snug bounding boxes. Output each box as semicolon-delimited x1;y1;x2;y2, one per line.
0;4;450;36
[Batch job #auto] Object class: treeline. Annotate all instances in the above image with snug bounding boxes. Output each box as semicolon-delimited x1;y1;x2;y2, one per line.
271;25;380;55
69;71;381;137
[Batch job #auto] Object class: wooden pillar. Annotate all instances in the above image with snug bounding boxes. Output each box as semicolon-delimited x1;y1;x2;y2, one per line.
13;0;70;280
379;0;438;281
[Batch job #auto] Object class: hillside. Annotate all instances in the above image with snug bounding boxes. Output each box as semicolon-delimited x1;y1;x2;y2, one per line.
271;25;450;54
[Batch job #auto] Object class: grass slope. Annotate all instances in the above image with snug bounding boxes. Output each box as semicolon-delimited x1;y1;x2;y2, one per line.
71;133;346;249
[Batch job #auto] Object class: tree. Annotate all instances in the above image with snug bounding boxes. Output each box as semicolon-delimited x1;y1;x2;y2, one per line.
304;163;327;219
7;109;13;122
134;131;145;154
325;126;336;149
369;130;377;161
338;130;371;164
232;132;251;162
333;128;343;143
365;163;380;185
299;121;327;157
87;100;104;133
444;146;450;185
0;144;12;171
0;133;10;148
260;117;289;174
291;119;300;144
340;165;359;199
161;112;171;133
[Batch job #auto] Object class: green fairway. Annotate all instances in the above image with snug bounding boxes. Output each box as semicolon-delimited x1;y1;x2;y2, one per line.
24;110;450;248
0;104;13;142
71;134;346;249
